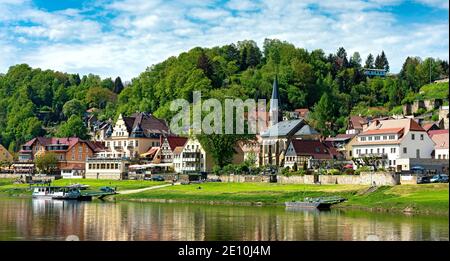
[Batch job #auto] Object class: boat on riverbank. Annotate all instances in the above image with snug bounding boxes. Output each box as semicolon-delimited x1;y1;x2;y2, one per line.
31;185;116;200
285;196;346;209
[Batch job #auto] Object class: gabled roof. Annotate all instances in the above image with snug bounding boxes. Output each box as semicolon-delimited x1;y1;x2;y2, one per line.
325;133;356;142
123;112;169;137
260;119;304;137
290;139;339;159
365;118;425;132
21;137;99;153
431;133;449;149
360;128;404;135
293;125;319;136
166;136;188;151
428;129;449;137
349;116;368;130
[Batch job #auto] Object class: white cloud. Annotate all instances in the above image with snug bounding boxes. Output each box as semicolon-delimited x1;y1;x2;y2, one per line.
0;0;448;80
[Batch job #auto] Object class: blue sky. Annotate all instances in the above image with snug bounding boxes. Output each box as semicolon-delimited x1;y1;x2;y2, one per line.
0;0;448;80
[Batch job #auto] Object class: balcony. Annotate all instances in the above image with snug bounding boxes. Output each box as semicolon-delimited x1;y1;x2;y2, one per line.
114;146;123;151
183;157;200;162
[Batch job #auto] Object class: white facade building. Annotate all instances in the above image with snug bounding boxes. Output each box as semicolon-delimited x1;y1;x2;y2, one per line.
352;118;435;171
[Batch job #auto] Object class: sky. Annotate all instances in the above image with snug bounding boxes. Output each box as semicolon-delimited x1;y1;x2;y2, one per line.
0;0;448;81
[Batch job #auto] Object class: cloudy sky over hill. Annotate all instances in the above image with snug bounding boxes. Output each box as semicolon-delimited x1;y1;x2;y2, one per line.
0;0;448;80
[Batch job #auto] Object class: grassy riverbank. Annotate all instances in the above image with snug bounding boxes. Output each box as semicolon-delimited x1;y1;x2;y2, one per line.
0;178;448;215
115;182;449;215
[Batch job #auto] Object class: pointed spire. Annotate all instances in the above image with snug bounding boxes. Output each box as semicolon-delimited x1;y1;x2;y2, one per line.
269;75;281;126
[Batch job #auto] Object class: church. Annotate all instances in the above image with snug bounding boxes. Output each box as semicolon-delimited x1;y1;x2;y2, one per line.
258;77;320;167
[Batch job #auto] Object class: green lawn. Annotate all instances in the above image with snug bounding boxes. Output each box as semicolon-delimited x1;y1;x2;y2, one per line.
116;183;367;204
342;183;449;215
0;178;165;197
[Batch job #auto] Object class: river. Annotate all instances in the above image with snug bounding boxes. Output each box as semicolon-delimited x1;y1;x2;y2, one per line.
0;198;447;241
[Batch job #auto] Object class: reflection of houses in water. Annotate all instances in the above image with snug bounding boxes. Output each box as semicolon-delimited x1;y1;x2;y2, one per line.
0;200;448;241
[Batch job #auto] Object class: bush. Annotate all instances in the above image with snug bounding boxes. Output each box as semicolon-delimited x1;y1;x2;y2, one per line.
328;169;341;175
292;162;298;171
222;164;236;175
355;166;371;175
212;166;222;176
281;167;291;176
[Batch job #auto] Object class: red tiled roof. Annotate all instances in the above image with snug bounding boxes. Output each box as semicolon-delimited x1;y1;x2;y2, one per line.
290;140;340;159
431;133;449;149
428;129;449;137
166;136;188;151
349;116;368;130
360;128;404;135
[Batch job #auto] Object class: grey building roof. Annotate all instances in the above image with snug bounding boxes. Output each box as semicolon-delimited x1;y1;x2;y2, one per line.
293;125;319;136
260;119;304;137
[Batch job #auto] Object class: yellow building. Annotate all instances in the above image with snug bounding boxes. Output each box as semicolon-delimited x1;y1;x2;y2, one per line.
100;113;170;159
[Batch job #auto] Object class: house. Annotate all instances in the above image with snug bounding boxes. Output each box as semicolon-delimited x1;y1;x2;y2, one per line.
346;115;368;134
260;119;320;166
85;157;129;180
0;144;13;163
153;136;188;165
284;140;343;169
101;112;170;158
430;130;449;160
176;137;244;173
259;76;320;167
363;68;387;77
351;118;435;171
17;137;104;176
325;134;357;160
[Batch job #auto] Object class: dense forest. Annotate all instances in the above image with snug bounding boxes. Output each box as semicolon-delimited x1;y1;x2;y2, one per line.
0;39;448;153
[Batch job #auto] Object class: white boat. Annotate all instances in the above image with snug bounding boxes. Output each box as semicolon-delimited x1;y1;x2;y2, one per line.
32;186;91;200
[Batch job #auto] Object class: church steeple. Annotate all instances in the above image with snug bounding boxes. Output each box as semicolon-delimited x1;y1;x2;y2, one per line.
269;75;281;126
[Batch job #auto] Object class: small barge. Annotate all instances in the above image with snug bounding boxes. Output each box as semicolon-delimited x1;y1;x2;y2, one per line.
285;196;346;209
31;184;116;201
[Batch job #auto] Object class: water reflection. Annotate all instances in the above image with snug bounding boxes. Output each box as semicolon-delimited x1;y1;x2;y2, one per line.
0;199;448;241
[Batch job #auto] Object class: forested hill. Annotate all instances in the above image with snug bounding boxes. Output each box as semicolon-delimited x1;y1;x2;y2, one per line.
0;39;448;152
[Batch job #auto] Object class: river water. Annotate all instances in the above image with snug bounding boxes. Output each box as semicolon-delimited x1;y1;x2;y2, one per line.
0;198;447;241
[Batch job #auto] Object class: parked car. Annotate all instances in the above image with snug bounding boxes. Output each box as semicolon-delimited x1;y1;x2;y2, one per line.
151;175;165;181
417;176;431;184
207;178;222;182
430;174;449;183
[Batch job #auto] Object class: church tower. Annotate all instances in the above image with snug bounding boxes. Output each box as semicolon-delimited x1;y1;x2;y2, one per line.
269;75;282;127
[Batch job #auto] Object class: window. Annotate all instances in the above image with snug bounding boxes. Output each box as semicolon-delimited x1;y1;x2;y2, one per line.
411;134;415;140
438;155;441;159
382;148;385;153
403;147;407;154
349;151;352;157
391;148;396;153
361;137;366;141
370;149;373;154
416;149;420;158
383;136;387;140
368;136;372;141
375;136;380;141
420;134;424;140
389;135;395;140
365;149;368;154
135;140;139;147
377;148;380;153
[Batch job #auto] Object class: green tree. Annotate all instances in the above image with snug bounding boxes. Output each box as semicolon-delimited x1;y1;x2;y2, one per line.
365;54;374;68
113;77;124;94
35;152;59;174
62;99;85;118
56;115;89;139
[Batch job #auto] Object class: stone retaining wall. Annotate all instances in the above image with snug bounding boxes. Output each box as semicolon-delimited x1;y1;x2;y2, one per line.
208;172;400;186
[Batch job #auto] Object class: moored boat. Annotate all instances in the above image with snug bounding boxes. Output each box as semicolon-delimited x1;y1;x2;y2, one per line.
285;196;346;209
32;186;92;201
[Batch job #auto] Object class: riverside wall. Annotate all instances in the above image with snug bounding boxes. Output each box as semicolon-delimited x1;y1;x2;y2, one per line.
208;172;400;186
